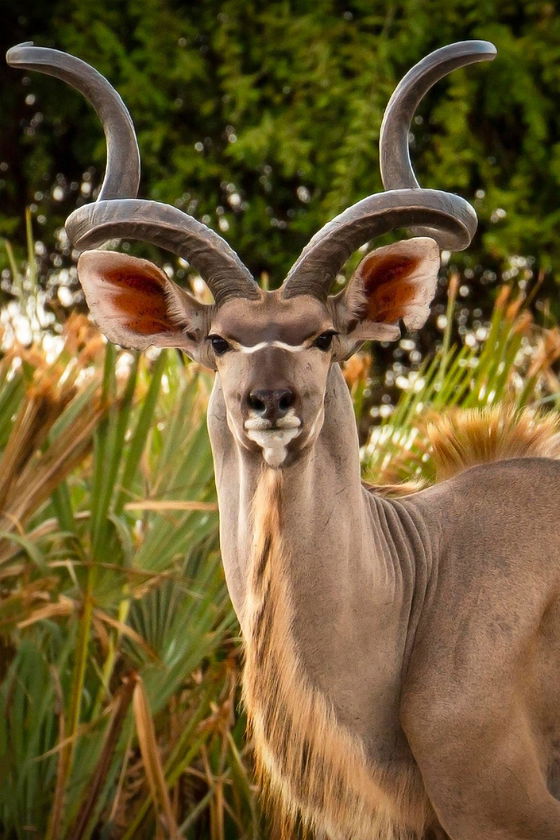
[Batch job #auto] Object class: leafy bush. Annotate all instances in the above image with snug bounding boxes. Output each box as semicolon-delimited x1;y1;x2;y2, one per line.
2;1;560;293
0;306;261;838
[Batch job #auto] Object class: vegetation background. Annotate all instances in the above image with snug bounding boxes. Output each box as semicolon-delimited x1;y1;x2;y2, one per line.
0;1;559;838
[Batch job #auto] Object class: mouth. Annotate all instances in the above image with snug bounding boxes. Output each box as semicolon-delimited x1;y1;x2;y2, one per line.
244;415;302;468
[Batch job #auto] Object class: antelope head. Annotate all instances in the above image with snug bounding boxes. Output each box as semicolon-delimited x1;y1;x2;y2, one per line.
7;41;495;469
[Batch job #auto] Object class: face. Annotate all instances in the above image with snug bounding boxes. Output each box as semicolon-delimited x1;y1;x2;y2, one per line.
208;291;338;468
77;237;440;470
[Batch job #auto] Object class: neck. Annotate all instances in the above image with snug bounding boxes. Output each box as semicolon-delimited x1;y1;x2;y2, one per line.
207;364;364;620
207;364;430;838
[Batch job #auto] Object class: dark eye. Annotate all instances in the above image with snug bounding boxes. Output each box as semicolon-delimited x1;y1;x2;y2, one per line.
313;331;337;351
209;335;231;356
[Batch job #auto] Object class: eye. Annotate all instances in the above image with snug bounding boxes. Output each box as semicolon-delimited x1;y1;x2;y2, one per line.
313;331;337;351
209;335;231;356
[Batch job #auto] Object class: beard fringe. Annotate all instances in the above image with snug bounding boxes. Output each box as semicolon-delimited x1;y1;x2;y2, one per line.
241;468;430;840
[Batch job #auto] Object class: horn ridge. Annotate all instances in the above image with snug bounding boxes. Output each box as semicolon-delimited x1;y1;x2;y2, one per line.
282;188;476;300
6;42;140;202
66;199;259;306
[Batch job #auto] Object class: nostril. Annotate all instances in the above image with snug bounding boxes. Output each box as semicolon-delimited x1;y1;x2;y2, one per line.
248;388;295;420
278;390;294;411
248;393;266;413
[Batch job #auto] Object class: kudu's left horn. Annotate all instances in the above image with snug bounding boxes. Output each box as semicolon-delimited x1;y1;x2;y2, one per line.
282;40;496;301
7;42;258;306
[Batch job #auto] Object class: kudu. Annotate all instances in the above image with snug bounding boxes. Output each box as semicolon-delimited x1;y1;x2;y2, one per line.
8;40;560;840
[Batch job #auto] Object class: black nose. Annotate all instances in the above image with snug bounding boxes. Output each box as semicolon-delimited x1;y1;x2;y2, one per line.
247;388;295;422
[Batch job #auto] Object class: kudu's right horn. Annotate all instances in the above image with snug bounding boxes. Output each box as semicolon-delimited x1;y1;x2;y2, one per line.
7;42;259;306
281;40;496;301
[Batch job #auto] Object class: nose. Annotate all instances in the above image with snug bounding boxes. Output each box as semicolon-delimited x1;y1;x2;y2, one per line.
247;388;295;423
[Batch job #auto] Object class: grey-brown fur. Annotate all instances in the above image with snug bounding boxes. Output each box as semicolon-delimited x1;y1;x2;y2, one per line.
209;364;560;839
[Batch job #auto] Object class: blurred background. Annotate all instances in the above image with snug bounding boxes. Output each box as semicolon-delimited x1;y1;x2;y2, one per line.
1;2;560;380
0;3;559;839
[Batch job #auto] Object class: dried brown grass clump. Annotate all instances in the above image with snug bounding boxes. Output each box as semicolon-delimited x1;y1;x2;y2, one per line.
427;405;560;481
370;406;560;498
363;479;427;498
0;316;109;556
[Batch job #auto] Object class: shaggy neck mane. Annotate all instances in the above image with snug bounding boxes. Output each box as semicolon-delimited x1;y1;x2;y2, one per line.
242;469;431;840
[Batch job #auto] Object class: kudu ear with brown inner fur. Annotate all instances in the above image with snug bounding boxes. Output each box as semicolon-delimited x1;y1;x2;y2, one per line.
77;251;214;365
333;237;440;346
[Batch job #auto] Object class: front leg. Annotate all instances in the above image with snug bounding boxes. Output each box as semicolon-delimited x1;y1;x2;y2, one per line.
403;700;560;840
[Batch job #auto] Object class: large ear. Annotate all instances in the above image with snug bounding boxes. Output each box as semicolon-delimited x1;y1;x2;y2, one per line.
334;237;440;342
77;250;211;360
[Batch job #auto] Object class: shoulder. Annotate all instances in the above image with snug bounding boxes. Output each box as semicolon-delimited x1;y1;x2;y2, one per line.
396;456;560;550
411;456;560;503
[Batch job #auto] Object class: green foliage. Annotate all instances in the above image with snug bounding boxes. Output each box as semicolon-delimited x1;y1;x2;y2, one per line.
0;315;260;838
2;1;560;293
363;280;560;484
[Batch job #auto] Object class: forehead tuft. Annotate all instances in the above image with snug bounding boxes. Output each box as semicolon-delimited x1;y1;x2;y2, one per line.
211;292;330;346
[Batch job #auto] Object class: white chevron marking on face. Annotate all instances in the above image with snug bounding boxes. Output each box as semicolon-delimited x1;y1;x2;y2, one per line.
233;340;308;354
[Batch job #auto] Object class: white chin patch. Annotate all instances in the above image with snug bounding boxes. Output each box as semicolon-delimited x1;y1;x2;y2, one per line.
246;428;301;468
